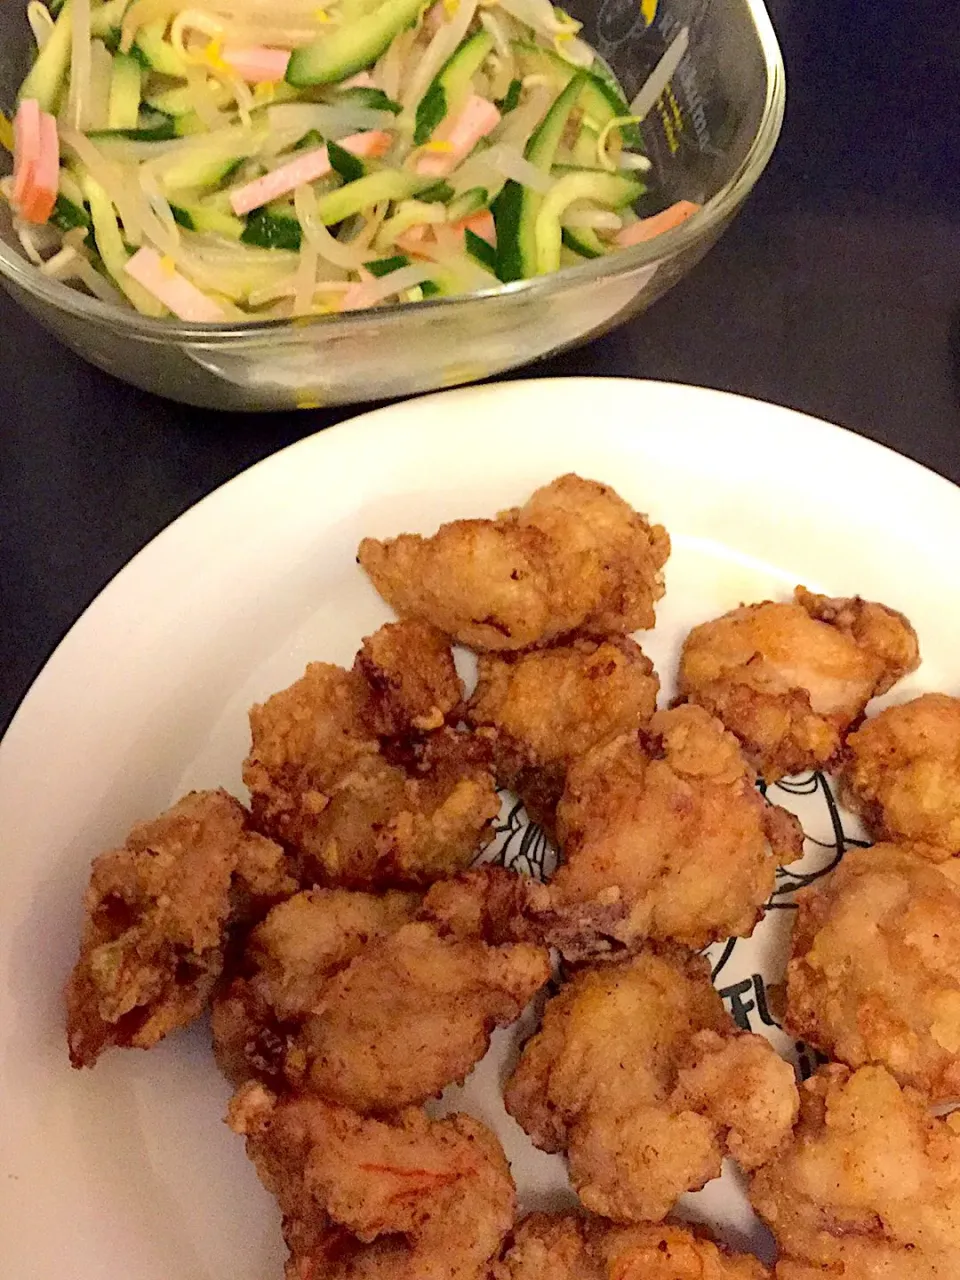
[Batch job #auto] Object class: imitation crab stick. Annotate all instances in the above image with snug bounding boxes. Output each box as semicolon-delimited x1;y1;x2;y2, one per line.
415;95;500;178
13;98;59;224
221;45;291;84
615;199;700;246
229;129;392;214
124;246;227;321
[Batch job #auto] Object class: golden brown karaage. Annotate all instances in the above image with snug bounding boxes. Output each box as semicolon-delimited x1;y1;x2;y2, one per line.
66;789;295;1068
786;843;960;1101
504;949;799;1222
842;693;960;860
466;635;660;830
530;705;802;955
213;869;550;1110
493;1213;770;1280
228;1082;515;1280
677;587;919;781
244;621;499;887
357;475;670;651
750;1064;960;1279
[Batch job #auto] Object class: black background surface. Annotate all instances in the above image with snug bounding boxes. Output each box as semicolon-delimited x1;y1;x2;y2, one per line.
2;0;958;732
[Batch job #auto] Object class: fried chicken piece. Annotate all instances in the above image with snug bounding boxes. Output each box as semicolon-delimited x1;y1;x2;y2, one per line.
213;869;550;1109
532;705;802;956
786;843;960;1101
212;886;420;1084
466;636;660;829
750;1064;960;1279
65;789;294;1069
504;949;799;1222
227;1082;516;1280
493;1213;770;1280
244;652;499;887
841;693;960;861
677;587;920;781
354;619;464;736
357;475;670;652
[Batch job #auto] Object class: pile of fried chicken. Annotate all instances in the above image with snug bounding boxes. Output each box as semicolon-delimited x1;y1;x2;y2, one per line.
64;474;960;1280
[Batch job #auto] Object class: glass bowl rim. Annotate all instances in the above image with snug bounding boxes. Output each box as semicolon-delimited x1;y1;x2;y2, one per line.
0;0;785;343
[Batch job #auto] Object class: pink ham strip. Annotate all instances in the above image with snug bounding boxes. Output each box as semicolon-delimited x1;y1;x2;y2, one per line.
24;109;60;223
124;246;226;321
229;130;392;215
415;95;500;178
13;98;41;206
615;199;700;247
453;208;495;245
222;45;291;84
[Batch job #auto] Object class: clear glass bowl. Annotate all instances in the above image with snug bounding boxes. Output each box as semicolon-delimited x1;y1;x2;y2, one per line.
0;0;784;410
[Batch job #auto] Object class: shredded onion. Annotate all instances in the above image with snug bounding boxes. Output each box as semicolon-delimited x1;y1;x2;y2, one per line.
87;39;114;132
292;185;320;315
484;142;554;192
561;204;622;231
68;0;93;130
295;182;370;270
16;226;44;264
184;65;228;129
26;0;54;49
75;257;127;304
138;169;182;255
61;130;148;244
265;102;397;150
342;261;436;309
628;25;689;121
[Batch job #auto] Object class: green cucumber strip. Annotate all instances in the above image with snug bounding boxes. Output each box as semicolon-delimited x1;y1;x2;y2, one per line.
494;73;585;283
19;0;73;112
561;225;605;259
499;78;522;114
88;113;178;142
287;0;424;86
170;202;245;239
337;86;402;115
155;151;246;194
416;179;455;203
535;170;643;274
421;279;441;297
82;172;165;316
107;52;142;130
327;139;366;183
512;41;642;146
134;22;189;78
447;186;488;220
315;170;432;225
414;30;494;145
294;128;325;151
241;207;302;251
90;0;131;37
464;227;497;272
367;253;410;276
50;193;91;232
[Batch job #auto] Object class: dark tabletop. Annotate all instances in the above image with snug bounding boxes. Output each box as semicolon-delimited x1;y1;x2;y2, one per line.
1;0;958;734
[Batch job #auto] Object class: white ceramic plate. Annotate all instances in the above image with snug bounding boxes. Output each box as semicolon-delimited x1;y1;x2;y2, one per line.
3;378;959;1279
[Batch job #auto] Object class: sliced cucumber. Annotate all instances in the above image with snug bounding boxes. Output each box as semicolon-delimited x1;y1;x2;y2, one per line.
241;206;302;251
337;86;402;115
414;30;494;145
512;42;641;145
82;172;166;316
561;225;605;259
327;139;367;183
133;22;189;78
367;253;409;276
447;186;488;220
50;193;91;232
499;78;522;114
156;151;248;194
19;0;73;112
464;227;497;272
315;170;433;225
535;170;642;273
107;53;142;130
493;73;585;283
287;0;424;86
90;0;132;38
170;201;245;240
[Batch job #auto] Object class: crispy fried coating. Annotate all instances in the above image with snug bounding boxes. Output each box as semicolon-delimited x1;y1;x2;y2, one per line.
244;644;499;887
842;693;960;860
357;475;670;652
354;619;464;736
504;950;799;1222
227;1082;515;1280
535;706;802;955
213;869;550;1110
677;587;919;781
493;1213;770;1280
467;636;660;829
66;789;294;1068
786;843;960;1101
212;886;420;1084
750;1064;960;1279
